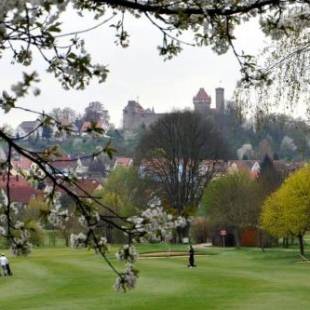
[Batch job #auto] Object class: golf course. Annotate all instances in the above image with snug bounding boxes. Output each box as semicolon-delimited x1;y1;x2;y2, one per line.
0;245;309;310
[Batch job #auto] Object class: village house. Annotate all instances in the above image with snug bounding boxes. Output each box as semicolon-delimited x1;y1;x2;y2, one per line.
15;120;42;139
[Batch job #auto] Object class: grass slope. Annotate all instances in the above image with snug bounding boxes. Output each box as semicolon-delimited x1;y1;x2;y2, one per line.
0;247;309;310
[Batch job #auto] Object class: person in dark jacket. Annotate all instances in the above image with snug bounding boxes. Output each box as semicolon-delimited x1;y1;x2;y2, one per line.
188;245;196;268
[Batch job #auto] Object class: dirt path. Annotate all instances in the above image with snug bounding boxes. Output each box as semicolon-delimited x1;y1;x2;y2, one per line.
193;243;212;249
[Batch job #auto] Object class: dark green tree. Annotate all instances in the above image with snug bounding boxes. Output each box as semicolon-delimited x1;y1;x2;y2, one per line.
202;172;261;248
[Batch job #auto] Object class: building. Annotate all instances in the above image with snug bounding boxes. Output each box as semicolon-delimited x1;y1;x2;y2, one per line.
122;100;164;138
123;87;227;137
113;157;134;169
15;120;42;139
193;87;225;115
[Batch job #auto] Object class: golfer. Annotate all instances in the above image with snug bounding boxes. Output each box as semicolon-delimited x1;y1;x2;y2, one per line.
0;253;12;276
188;245;196;268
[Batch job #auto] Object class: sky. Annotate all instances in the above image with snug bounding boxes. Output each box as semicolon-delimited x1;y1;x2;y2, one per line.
0;8;266;129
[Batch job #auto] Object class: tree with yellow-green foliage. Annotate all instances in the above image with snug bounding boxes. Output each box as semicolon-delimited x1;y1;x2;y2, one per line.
261;165;310;256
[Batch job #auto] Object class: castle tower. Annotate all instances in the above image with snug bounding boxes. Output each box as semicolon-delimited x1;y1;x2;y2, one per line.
123;100;144;132
193;88;211;115
215;87;225;114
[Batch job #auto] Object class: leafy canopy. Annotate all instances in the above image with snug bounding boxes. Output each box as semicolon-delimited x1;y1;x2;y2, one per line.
261;165;310;238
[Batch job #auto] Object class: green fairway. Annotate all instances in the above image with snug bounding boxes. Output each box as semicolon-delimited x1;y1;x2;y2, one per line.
0;246;309;310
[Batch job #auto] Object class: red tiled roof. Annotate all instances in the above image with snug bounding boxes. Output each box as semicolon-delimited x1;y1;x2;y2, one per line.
12;156;33;170
114;157;133;168
193;88;210;101
75;179;102;194
50;155;75;170
0;175;40;204
0;175;29;188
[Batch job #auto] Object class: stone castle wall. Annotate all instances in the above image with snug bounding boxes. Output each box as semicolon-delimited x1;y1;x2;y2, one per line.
122;87;226;137
123;111;162;133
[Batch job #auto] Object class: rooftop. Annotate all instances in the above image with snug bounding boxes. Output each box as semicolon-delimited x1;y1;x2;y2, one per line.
193;88;210;102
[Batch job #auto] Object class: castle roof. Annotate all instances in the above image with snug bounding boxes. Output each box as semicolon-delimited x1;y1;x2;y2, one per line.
193;88;210;102
124;100;144;113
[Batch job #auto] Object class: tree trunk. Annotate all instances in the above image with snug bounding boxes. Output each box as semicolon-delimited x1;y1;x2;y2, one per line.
298;234;305;256
49;228;56;247
105;225;113;244
65;234;69;247
233;228;240;249
176;226;183;243
176;220;190;243
282;236;289;248
258;229;265;252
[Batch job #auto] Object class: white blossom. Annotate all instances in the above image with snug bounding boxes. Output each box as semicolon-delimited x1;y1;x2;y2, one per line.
114;265;139;292
128;197;188;242
70;232;87;248
116;244;138;263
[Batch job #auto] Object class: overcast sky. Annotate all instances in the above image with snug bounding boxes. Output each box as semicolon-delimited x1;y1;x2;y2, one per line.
0;8;266;129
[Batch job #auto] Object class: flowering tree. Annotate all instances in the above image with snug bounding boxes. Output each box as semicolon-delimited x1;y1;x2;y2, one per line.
129;197;188;243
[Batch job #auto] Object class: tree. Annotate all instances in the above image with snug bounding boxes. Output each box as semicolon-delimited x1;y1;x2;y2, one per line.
62;108;77;124
202;172;261;248
258;155;283;195
97;166;154;217
257;154;284;249
0;196;48;253
258;139;273;160
57;193;84;247
51;107;77;125
136;111;229;241
238;15;310;116
96;166;155;243
1;2;308;115
92;1;310;109
234;112;310;160
84;101;110;123
261;165;310;256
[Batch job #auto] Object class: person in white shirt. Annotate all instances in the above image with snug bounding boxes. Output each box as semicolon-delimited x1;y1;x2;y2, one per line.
0;254;12;276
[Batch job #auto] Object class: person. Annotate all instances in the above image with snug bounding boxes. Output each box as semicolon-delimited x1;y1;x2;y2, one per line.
188;245;196;268
0;253;12;276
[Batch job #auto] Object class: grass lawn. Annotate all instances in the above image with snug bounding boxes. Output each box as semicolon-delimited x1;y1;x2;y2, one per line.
0;245;309;310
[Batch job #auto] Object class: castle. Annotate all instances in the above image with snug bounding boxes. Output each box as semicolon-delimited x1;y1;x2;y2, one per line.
123;87;226;137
